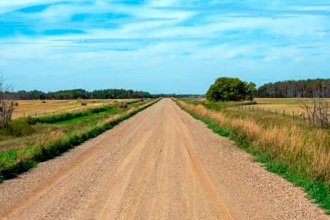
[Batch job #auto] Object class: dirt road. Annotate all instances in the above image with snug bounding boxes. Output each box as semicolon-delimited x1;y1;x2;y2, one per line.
0;99;328;219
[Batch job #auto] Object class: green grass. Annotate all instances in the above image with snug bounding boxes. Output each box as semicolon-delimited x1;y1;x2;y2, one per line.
0;102;134;149
54;108;119;125
0;99;159;183
177;99;330;214
182;98;256;111
255;98;303;105
30;103;124;124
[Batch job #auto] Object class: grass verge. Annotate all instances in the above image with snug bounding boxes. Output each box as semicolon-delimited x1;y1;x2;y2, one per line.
175;99;330;214
29;101;138;124
0;99;159;183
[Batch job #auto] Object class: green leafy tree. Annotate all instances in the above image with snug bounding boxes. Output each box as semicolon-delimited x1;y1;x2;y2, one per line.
206;77;255;101
246;82;256;101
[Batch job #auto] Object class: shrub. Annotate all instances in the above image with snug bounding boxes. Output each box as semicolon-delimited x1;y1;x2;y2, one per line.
6;118;35;137
206;77;256;101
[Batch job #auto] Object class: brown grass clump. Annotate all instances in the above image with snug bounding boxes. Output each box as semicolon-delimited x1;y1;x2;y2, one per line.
36;129;65;145
120;102;128;109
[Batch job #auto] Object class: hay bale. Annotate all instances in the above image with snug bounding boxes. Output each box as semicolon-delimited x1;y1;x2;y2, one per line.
81;102;88;106
120;102;128;109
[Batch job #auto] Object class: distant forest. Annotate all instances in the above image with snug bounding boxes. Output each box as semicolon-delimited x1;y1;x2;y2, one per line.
257;79;330;98
9;89;153;100
6;79;330;100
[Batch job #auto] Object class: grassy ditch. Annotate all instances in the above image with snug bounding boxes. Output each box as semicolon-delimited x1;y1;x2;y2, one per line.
29;100;138;124
175;99;330;213
0;99;159;183
0;101;142;151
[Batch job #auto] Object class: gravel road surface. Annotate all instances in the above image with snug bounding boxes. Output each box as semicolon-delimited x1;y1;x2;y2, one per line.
0;99;328;219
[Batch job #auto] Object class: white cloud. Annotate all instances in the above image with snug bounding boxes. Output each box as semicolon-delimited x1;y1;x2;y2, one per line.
1;0;330;93
0;0;66;14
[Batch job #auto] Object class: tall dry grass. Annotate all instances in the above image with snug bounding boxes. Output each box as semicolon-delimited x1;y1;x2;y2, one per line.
177;100;330;189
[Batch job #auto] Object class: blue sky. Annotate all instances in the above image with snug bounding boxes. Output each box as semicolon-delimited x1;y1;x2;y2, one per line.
0;0;329;94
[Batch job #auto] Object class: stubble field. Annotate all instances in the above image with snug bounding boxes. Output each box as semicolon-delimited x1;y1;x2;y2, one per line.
12;99;135;119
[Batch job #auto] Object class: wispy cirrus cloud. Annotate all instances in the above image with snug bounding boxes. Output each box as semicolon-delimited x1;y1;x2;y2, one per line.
0;0;329;93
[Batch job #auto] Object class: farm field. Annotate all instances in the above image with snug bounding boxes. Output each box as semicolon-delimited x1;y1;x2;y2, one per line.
12;99;136;119
187;97;330;119
0;99;327;219
253;98;330;115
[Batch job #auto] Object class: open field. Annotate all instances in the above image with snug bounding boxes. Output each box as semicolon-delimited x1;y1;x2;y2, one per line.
0;99;157;183
0;99;327;219
254;98;330;115
185;97;330;121
177;98;330;213
188;97;330;114
12;99;136;119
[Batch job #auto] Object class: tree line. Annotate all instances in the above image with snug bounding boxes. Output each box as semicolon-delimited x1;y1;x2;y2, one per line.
257;79;330;98
10;89;153;100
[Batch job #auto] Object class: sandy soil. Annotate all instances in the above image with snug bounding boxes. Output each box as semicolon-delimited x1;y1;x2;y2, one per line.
0;99;328;219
